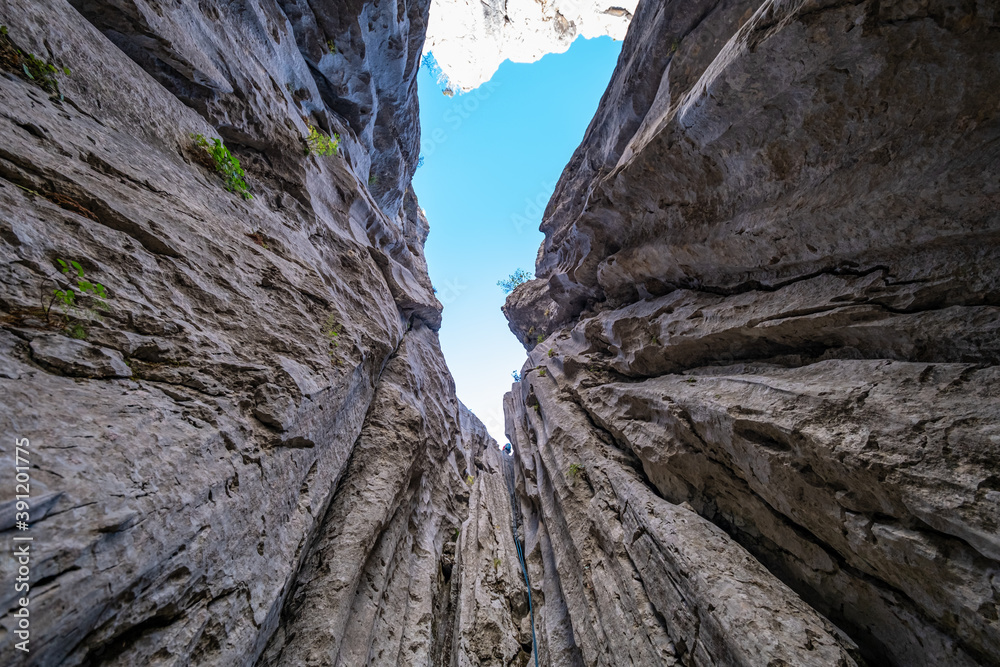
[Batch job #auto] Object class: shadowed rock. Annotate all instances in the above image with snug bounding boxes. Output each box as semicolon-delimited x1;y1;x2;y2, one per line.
503;0;1000;665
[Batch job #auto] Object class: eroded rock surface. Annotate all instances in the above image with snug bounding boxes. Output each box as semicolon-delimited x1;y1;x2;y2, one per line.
504;0;1000;665
3;0;998;664
0;0;501;664
450;445;534;667
258;327;485;666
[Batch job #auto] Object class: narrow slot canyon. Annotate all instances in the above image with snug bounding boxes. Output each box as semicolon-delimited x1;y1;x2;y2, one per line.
0;0;997;665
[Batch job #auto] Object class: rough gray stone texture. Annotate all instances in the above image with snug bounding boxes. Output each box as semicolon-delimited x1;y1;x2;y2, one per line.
506;0;1000;346
3;0;997;663
503;0;1000;665
258;325;492;666
30;334;132;378
0;0;495;665
66;0;425;218
450;446;532;667
504;375;863;667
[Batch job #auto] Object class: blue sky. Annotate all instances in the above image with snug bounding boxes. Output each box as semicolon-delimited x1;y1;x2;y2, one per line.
413;37;623;443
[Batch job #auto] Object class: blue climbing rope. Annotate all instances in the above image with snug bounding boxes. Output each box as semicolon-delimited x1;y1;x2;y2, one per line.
503;452;539;667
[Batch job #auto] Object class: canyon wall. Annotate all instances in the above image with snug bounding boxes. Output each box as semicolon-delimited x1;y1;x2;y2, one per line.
2;0;998;665
0;0;506;664
503;0;1000;665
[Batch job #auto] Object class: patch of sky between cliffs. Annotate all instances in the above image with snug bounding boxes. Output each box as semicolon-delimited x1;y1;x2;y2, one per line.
413;36;623;443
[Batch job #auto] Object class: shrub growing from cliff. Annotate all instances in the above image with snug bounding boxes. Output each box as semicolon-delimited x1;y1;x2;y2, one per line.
0;24;70;98
193;134;252;200
497;268;532;294
305;125;339;157
44;258;110;337
323;315;341;361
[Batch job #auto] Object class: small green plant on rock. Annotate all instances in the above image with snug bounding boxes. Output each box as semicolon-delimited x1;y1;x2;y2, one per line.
538;367;547;377
492;557;501;570
536;333;545;344
685;376;697;384
368;174;380;186
323;314;341;355
305;125;339;157
23;52;67;82
466;475;475;486
44;258;110;334
193;134;252;200
568;462;584;479
497;268;532;294
326;39;337;54
0;26;70;98
547;348;555;358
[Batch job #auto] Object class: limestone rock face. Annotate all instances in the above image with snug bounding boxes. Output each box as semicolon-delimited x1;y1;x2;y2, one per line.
450;445;533;667
425;0;637;92
258;326;486;666
3;0;998;664
503;0;1000;665
0;0;497;664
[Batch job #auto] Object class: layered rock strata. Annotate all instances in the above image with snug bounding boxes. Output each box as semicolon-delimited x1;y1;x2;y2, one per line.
504;0;1000;665
0;0;502;664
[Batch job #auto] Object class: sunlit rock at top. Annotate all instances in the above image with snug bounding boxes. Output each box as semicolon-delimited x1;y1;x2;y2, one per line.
425;0;637;92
